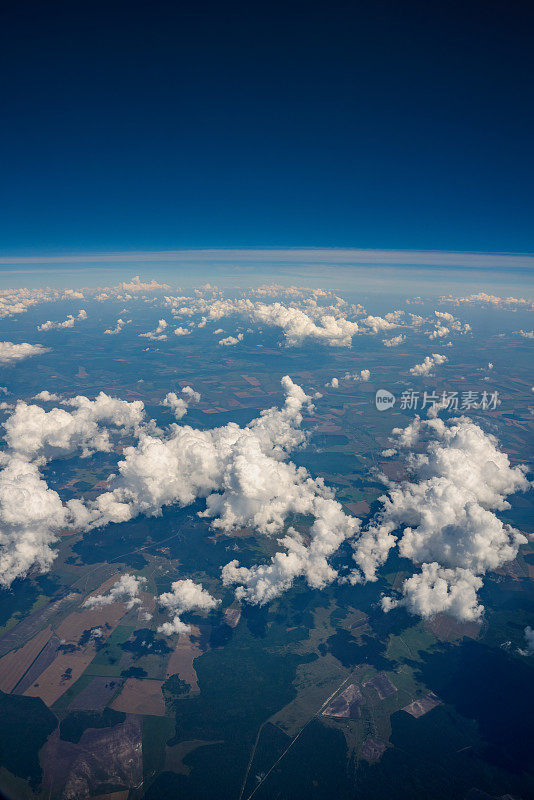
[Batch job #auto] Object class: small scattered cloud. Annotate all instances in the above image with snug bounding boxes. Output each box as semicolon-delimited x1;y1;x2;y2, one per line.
139;319;168;340
104;318;131;335
120;275;170;293
33;391;61;402
409;353;447;376
218;333;243;346
83;574;147;610
383;334;406;347
162;386;200;420
518;626;534;656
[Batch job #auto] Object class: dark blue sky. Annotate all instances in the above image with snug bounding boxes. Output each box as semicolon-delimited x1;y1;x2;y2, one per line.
1;0;533;254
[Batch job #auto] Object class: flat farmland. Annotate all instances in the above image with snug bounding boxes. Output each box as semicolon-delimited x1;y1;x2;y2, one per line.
67;676;123;711
0;626;52;693
14;635;60;694
425;613;482;642
362;672;397;700
0;592;79;658
111;678;166;716
402;692;442;718
83;624;138;677
23;643;103;706
165;625;204;692
55;602;128;642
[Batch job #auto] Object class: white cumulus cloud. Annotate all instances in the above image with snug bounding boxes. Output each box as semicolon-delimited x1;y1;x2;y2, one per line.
350;416;530;621
383;334;406;347
83;573;147;610
139;319;168;340
33;391;61;402
4;393;145;462
0;456;80;588
0;342;50;365
121;275;170;293
104;318;131;335
410;353;447;376
218;333;243;346
157;579;219;635
162;386;200;420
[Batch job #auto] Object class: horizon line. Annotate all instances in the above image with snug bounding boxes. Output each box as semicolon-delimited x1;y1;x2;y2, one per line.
1;246;534;270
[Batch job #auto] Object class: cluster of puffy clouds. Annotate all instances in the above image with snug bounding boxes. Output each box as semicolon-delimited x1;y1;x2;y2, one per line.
252;302;361;346
221;492;359;605
0;371;530;627
440;292;534;310
0;286;73;321
159;289;477;350
0;304;90;367
230;297;361;346
2;280;508;357
81;377;360;606
82;572;220;634
3;392;145;462
121;276;170;294
0;378;360;613
37;309;87;331
426;310;470;341
139;319;199;341
409;353;448;376
0;280;528;626
80;376;313;533
248;284;333;300
94;275;171;303
350;416;530;621
0;341;50;365
0;454;80;587
163;294;405;348
325;369;370;388
0;279;190;326
0;280;478;360
516;330;534;340
0;393;146;587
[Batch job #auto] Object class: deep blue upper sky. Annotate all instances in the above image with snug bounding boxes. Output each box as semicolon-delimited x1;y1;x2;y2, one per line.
1;0;533;255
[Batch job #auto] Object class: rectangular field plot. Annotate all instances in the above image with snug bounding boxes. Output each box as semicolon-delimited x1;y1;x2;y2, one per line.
402;691;442;718
111;678;166;716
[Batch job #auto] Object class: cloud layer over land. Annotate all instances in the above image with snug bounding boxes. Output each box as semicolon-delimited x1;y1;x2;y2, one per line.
0;279;531;626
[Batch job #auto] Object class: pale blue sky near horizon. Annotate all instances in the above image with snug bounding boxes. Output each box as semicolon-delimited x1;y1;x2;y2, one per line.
0;248;533;299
